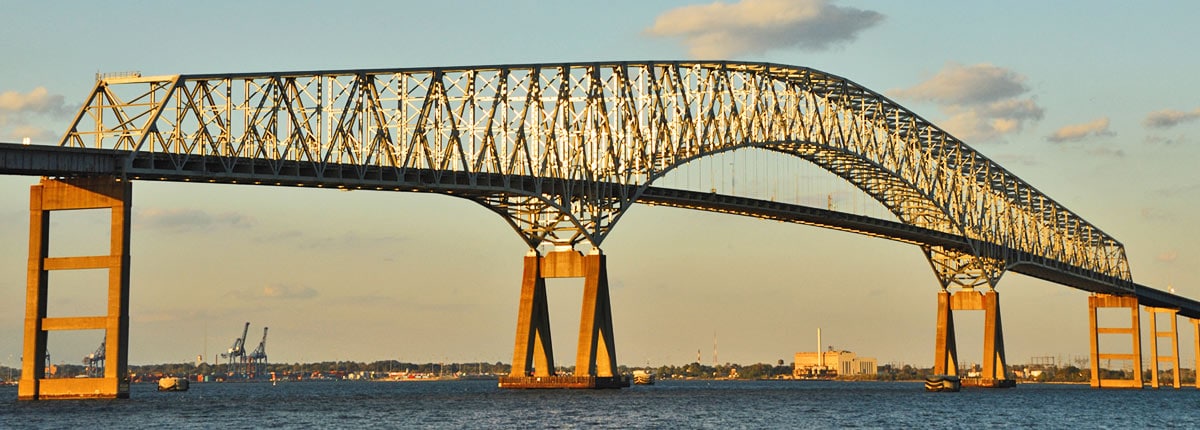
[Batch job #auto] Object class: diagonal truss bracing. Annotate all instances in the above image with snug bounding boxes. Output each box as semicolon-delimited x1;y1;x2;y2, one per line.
58;62;1132;288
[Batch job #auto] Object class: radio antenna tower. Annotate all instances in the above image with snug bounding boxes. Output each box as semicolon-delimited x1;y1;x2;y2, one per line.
713;333;718;367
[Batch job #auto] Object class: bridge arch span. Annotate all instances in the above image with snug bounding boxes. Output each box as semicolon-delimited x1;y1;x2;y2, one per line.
61;61;1129;284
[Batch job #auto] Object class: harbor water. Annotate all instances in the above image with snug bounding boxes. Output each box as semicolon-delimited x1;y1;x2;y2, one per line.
3;379;1200;428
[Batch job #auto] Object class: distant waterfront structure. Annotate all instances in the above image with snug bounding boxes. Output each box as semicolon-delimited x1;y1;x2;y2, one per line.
794;350;877;377
794;329;877;378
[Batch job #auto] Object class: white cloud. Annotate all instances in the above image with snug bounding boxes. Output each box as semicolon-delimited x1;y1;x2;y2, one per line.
1143;108;1200;128
889;63;1044;142
0;87;69;115
1046;117;1114;143
890;63;1028;105
0;86;75;143
645;0;883;58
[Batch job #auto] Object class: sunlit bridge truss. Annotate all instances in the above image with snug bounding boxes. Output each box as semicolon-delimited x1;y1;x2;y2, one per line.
58;61;1130;293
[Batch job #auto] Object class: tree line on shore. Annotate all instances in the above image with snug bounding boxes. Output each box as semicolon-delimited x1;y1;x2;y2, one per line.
1;361;1193;384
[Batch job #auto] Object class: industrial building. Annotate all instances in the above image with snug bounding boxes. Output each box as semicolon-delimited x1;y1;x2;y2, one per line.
793;328;877;378
794;350;878;377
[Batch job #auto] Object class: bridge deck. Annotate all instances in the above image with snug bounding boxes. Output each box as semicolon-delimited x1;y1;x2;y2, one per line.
3;142;1198;318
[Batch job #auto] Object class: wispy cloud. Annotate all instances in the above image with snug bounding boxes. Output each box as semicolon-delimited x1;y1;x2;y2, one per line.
1084;147;1125;157
136;208;255;232
1144;134;1189;146
1140;207;1174;222
296;230;409;250
229;283;319;301
890;63;1044;142
992;153;1040;167
1156;250;1179;263
261;284;318;300
1151;184;1200;198
1046;117;1113;143
1143;108;1200;128
11;124;58;142
133;308;208;324
0;86;75;143
645;0;883;58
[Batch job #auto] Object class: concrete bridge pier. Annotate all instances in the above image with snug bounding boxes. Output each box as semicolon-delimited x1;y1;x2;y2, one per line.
19;177;131;400
498;248;627;389
933;288;1013;387
933;290;958;376
1087;294;1143;388
1146;307;1180;389
1193;319;1200;389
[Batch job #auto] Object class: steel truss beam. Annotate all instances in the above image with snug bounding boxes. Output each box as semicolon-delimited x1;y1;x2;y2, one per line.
925;246;1006;291
57;62;1130;286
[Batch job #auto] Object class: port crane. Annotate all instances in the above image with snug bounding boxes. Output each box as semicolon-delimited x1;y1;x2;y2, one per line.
220;322;250;377
82;340;105;377
248;327;268;379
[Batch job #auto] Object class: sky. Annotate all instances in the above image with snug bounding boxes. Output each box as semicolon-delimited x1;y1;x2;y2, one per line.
1;0;1199;370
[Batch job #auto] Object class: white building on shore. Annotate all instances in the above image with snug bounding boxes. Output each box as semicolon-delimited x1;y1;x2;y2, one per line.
793;329;877;378
794;349;877;377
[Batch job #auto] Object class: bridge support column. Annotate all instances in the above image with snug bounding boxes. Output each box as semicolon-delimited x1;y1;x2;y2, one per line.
933;290;957;376
1146;307;1180;389
499;249;627;389
507;251;555;378
933;288;1012;387
981;290;1008;384
1088;294;1143;389
19;177;131;400
1193;319;1200;389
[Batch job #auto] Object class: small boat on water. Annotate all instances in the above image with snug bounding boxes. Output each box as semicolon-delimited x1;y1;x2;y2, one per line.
632;370;655;385
924;375;960;392
158;376;190;392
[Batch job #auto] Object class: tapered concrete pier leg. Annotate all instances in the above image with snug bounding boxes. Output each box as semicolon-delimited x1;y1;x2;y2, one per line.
574;251;618;378
499;249;627;389
933;290;958;376
1193;319;1200;389
1147;307;1180;389
19;177;131;400
981;290;1008;383
1088;294;1143;389
509;251;555;378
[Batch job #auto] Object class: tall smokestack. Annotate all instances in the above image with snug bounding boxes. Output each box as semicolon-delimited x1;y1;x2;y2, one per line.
817;328;823;368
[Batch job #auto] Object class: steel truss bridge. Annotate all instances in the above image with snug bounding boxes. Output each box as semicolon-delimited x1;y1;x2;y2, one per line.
4;61;1197;397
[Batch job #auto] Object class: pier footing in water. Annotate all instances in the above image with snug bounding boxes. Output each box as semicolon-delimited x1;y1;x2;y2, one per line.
497;375;629;389
960;378;1016;388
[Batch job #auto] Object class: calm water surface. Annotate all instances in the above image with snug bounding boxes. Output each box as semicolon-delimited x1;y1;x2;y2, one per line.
3;380;1200;428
